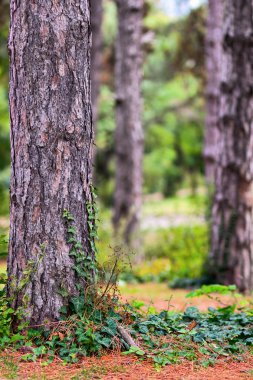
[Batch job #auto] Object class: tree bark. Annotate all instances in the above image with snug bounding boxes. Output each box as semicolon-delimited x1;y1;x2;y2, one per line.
204;0;223;184
7;0;94;324
113;0;144;247
91;0;103;128
210;0;253;292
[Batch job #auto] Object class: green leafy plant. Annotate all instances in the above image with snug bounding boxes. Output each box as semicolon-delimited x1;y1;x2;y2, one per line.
0;355;19;379
0;202;253;369
0;234;8;258
186;284;237;298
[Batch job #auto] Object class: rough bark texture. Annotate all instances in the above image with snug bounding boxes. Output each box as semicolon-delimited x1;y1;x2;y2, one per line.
204;0;223;184
113;0;144;246
8;0;94;323
91;0;103;127
210;0;253;292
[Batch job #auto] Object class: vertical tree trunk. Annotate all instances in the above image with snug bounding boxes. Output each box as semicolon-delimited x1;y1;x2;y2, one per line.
113;0;144;247
210;0;253;292
204;0;223;184
8;0;94;324
91;0;103;127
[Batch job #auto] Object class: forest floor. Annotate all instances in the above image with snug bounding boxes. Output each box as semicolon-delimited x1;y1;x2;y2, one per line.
0;193;252;378
0;283;253;380
1;350;253;380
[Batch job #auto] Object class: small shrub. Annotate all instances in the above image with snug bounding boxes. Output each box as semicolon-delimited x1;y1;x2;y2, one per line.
122;258;171;283
143;225;208;281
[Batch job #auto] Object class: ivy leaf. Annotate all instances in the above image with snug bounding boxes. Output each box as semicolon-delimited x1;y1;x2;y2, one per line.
123;345;145;356
70;296;84;314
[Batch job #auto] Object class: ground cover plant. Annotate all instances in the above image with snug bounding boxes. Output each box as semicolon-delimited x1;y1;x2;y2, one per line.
0;199;253;377
1;249;253;373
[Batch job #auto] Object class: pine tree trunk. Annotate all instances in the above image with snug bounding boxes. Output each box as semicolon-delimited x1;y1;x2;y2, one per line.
210;0;253;292
204;0;223;184
7;0;94;324
91;0;103;127
113;0;144;246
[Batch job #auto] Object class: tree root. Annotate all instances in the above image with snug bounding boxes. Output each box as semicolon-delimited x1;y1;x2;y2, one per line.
117;324;139;348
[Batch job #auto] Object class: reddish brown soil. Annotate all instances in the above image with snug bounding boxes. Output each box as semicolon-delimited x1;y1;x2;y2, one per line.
1;351;253;380
120;283;250;313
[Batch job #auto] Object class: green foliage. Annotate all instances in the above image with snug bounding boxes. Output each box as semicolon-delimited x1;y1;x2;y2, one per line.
63;206;97;287
141;224;208;282
93;3;206;202
95;85;115;206
1;253;253;368
128;303;253;368
141;5;205;196
0;273;27;349
0;247;47;350
123;345;145;356
0;1;9;85
173;5;206;83
0;234;8;258
0;355;19;380
186;284;237;298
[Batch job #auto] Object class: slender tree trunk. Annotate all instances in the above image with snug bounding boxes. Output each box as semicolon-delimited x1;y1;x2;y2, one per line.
7;0;94;324
204;0;223;184
113;0;144;247
210;0;253;292
91;0;103;127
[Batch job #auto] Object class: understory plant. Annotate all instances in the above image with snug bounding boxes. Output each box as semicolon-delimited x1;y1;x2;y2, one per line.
0;201;253;368
1;269;253;367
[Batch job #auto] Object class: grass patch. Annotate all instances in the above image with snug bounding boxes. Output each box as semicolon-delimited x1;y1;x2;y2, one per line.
119;225;209;284
143;192;206;217
0;355;19;379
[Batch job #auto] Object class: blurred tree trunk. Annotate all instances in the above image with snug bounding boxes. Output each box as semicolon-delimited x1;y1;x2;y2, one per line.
7;0;94;324
204;0;223;184
113;0;144;249
91;0;103;128
210;0;253;292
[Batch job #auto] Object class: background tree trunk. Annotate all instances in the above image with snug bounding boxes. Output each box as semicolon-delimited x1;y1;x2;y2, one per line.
210;0;253;292
113;0;144;248
7;0;94;324
204;0;223;184
91;0;103;128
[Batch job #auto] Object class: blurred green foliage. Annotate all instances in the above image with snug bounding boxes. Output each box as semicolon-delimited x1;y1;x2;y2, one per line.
95;193;208;285
95;1;206;203
143;224;208;279
118;224;208;284
0;1;10;216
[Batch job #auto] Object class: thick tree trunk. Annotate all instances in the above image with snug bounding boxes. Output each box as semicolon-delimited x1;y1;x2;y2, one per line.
204;0;223;184
7;0;94;324
113;0;144;247
91;0;103;127
210;0;253;292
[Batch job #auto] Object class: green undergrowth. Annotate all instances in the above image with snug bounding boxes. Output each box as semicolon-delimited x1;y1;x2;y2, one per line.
0;233;8;260
120;225;208;284
0;204;252;370
126;303;253;368
0;273;253;368
143;192;206;217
